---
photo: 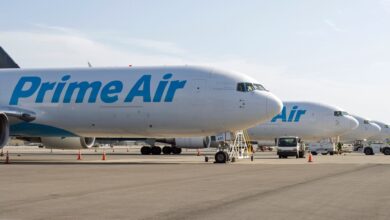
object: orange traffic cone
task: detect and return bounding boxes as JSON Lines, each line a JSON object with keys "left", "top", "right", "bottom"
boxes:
{"left": 102, "top": 150, "right": 106, "bottom": 161}
{"left": 4, "top": 151, "right": 10, "bottom": 164}
{"left": 308, "top": 152, "right": 313, "bottom": 163}
{"left": 77, "top": 150, "right": 82, "bottom": 160}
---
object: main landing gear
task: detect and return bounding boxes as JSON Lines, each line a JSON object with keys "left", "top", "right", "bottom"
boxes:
{"left": 140, "top": 146, "right": 182, "bottom": 155}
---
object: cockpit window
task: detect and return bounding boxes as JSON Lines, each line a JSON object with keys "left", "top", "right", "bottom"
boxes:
{"left": 254, "top": 84, "right": 267, "bottom": 91}
{"left": 385, "top": 125, "right": 389, "bottom": 128}
{"left": 334, "top": 111, "right": 342, "bottom": 117}
{"left": 364, "top": 120, "right": 369, "bottom": 124}
{"left": 237, "top": 82, "right": 267, "bottom": 92}
{"left": 237, "top": 83, "right": 245, "bottom": 92}
{"left": 334, "top": 111, "right": 349, "bottom": 117}
{"left": 246, "top": 83, "right": 255, "bottom": 92}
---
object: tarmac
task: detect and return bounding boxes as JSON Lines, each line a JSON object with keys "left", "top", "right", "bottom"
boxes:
{"left": 0, "top": 146, "right": 390, "bottom": 220}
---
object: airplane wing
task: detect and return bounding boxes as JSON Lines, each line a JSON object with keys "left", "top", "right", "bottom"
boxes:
{"left": 0, "top": 47, "right": 20, "bottom": 69}
{"left": 0, "top": 106, "right": 36, "bottom": 124}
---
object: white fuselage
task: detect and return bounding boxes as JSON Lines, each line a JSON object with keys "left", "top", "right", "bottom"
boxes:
{"left": 0, "top": 66, "right": 282, "bottom": 138}
{"left": 340, "top": 115, "right": 382, "bottom": 142}
{"left": 247, "top": 102, "right": 359, "bottom": 145}
{"left": 369, "top": 121, "right": 390, "bottom": 142}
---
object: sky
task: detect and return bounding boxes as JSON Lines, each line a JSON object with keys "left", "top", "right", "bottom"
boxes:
{"left": 0, "top": 0, "right": 389, "bottom": 122}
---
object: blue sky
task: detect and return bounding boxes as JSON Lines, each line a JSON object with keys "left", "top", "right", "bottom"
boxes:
{"left": 1, "top": 0, "right": 389, "bottom": 122}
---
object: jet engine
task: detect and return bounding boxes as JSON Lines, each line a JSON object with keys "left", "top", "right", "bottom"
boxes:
{"left": 40, "top": 137, "right": 96, "bottom": 149}
{"left": 174, "top": 136, "right": 218, "bottom": 148}
{"left": 0, "top": 113, "right": 10, "bottom": 148}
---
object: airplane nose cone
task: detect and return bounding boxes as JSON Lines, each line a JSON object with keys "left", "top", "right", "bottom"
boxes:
{"left": 372, "top": 123, "right": 382, "bottom": 134}
{"left": 266, "top": 93, "right": 283, "bottom": 118}
{"left": 348, "top": 116, "right": 359, "bottom": 130}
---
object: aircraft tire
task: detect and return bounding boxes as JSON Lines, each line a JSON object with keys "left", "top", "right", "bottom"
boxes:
{"left": 172, "top": 147, "right": 182, "bottom": 155}
{"left": 215, "top": 151, "right": 228, "bottom": 163}
{"left": 162, "top": 146, "right": 172, "bottom": 154}
{"left": 151, "top": 146, "right": 162, "bottom": 155}
{"left": 141, "top": 146, "right": 151, "bottom": 155}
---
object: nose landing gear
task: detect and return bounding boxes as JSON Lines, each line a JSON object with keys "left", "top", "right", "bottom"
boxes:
{"left": 215, "top": 151, "right": 229, "bottom": 163}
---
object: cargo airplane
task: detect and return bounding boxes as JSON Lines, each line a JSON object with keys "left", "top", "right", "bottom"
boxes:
{"left": 0, "top": 47, "right": 283, "bottom": 158}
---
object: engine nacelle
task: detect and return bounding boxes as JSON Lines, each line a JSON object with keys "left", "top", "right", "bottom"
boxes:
{"left": 41, "top": 137, "right": 96, "bottom": 149}
{"left": 0, "top": 113, "right": 10, "bottom": 148}
{"left": 174, "top": 137, "right": 218, "bottom": 149}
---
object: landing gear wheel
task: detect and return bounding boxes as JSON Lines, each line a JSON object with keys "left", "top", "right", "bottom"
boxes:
{"left": 215, "top": 151, "right": 228, "bottom": 163}
{"left": 162, "top": 146, "right": 172, "bottom": 155}
{"left": 141, "top": 146, "right": 151, "bottom": 155}
{"left": 172, "top": 147, "right": 182, "bottom": 155}
{"left": 151, "top": 146, "right": 162, "bottom": 155}
{"left": 364, "top": 147, "right": 374, "bottom": 155}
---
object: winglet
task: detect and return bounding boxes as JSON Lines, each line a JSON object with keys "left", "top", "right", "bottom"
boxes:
{"left": 0, "top": 47, "right": 20, "bottom": 69}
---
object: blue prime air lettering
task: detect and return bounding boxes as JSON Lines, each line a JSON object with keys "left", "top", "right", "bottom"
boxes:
{"left": 271, "top": 106, "right": 306, "bottom": 123}
{"left": 9, "top": 73, "right": 187, "bottom": 105}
